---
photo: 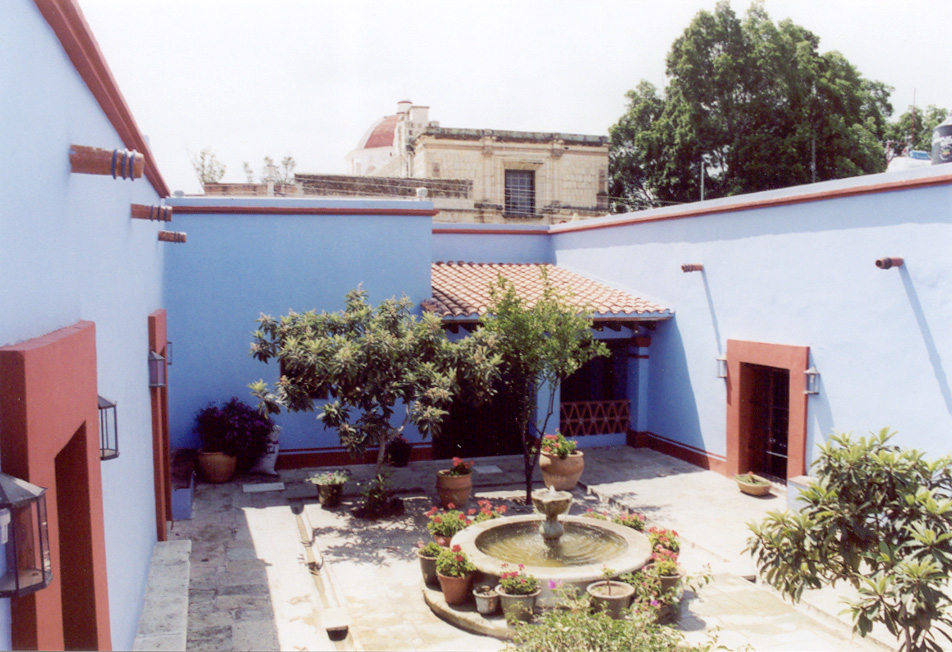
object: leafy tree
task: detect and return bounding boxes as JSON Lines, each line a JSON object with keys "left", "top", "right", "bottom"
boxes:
{"left": 243, "top": 156, "right": 297, "bottom": 185}
{"left": 885, "top": 105, "right": 950, "bottom": 157}
{"left": 746, "top": 429, "right": 952, "bottom": 652}
{"left": 610, "top": 1, "right": 892, "bottom": 209}
{"left": 191, "top": 147, "right": 226, "bottom": 187}
{"left": 249, "top": 287, "right": 501, "bottom": 472}
{"left": 480, "top": 271, "right": 608, "bottom": 503}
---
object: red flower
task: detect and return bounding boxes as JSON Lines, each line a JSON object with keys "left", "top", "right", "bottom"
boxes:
{"left": 544, "top": 434, "right": 557, "bottom": 440}
{"left": 451, "top": 544, "right": 462, "bottom": 552}
{"left": 498, "top": 505, "right": 507, "bottom": 513}
{"left": 468, "top": 509, "right": 476, "bottom": 515}
{"left": 426, "top": 507, "right": 438, "bottom": 516}
{"left": 455, "top": 555, "right": 464, "bottom": 562}
{"left": 446, "top": 502, "right": 455, "bottom": 510}
{"left": 458, "top": 513, "right": 466, "bottom": 520}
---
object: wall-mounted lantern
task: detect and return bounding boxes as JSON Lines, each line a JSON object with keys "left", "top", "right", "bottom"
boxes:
{"left": 804, "top": 366, "right": 820, "bottom": 395}
{"left": 149, "top": 350, "right": 167, "bottom": 388}
{"left": 166, "top": 341, "right": 173, "bottom": 366}
{"left": 0, "top": 473, "right": 53, "bottom": 597}
{"left": 98, "top": 395, "right": 119, "bottom": 461}
{"left": 716, "top": 355, "right": 728, "bottom": 379}
{"left": 875, "top": 257, "right": 904, "bottom": 269}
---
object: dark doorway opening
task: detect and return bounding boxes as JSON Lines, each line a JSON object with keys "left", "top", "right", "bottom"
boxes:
{"left": 55, "top": 427, "right": 98, "bottom": 650}
{"left": 435, "top": 375, "right": 524, "bottom": 459}
{"left": 740, "top": 363, "right": 789, "bottom": 482}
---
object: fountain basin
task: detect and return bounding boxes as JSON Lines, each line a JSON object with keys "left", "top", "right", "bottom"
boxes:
{"left": 451, "top": 514, "right": 652, "bottom": 607}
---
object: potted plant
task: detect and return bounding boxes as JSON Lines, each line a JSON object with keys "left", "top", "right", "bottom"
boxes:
{"left": 538, "top": 432, "right": 584, "bottom": 491}
{"left": 435, "top": 544, "right": 476, "bottom": 606}
{"left": 621, "top": 568, "right": 674, "bottom": 624}
{"left": 385, "top": 436, "right": 412, "bottom": 467}
{"left": 306, "top": 469, "right": 349, "bottom": 508}
{"left": 612, "top": 511, "right": 647, "bottom": 531}
{"left": 416, "top": 540, "right": 443, "bottom": 587}
{"left": 472, "top": 584, "right": 499, "bottom": 616}
{"left": 435, "top": 457, "right": 474, "bottom": 508}
{"left": 647, "top": 526, "right": 680, "bottom": 554}
{"left": 734, "top": 472, "right": 771, "bottom": 496}
{"left": 586, "top": 566, "right": 634, "bottom": 620}
{"left": 425, "top": 504, "right": 473, "bottom": 547}
{"left": 193, "top": 397, "right": 274, "bottom": 483}
{"left": 495, "top": 563, "right": 541, "bottom": 622}
{"left": 648, "top": 549, "right": 685, "bottom": 593}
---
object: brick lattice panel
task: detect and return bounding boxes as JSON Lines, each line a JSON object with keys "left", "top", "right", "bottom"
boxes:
{"left": 559, "top": 400, "right": 630, "bottom": 437}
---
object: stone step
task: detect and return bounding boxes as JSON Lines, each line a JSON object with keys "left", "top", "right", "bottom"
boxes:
{"left": 132, "top": 540, "right": 192, "bottom": 651}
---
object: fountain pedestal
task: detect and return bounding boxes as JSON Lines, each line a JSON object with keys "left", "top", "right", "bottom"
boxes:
{"left": 531, "top": 487, "right": 573, "bottom": 544}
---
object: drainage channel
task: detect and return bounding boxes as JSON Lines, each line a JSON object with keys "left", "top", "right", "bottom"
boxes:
{"left": 294, "top": 505, "right": 360, "bottom": 651}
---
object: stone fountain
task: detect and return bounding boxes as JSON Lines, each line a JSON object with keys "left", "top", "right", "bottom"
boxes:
{"left": 450, "top": 487, "right": 652, "bottom": 607}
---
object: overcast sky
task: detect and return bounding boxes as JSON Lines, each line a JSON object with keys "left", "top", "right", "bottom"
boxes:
{"left": 76, "top": 0, "right": 951, "bottom": 195}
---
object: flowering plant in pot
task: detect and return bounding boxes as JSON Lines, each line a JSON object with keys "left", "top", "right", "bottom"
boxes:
{"left": 193, "top": 397, "right": 274, "bottom": 482}
{"left": 425, "top": 504, "right": 473, "bottom": 546}
{"left": 613, "top": 511, "right": 647, "bottom": 531}
{"left": 435, "top": 457, "right": 474, "bottom": 507}
{"left": 416, "top": 540, "right": 444, "bottom": 586}
{"left": 435, "top": 545, "right": 476, "bottom": 605}
{"left": 648, "top": 549, "right": 685, "bottom": 593}
{"left": 472, "top": 499, "right": 507, "bottom": 523}
{"left": 495, "top": 563, "right": 541, "bottom": 622}
{"left": 538, "top": 432, "right": 584, "bottom": 491}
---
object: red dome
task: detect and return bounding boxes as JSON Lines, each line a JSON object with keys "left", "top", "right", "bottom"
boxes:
{"left": 358, "top": 114, "right": 398, "bottom": 150}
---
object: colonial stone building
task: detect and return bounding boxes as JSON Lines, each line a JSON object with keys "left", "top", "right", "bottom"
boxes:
{"left": 204, "top": 102, "right": 611, "bottom": 224}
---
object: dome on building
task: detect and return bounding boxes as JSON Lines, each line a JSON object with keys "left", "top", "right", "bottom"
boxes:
{"left": 356, "top": 114, "right": 398, "bottom": 150}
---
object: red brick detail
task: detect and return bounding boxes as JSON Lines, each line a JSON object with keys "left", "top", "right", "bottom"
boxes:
{"left": 629, "top": 430, "right": 727, "bottom": 476}
{"left": 560, "top": 400, "right": 630, "bottom": 437}
{"left": 149, "top": 311, "right": 171, "bottom": 540}
{"left": 0, "top": 322, "right": 111, "bottom": 650}
{"left": 725, "top": 340, "right": 809, "bottom": 479}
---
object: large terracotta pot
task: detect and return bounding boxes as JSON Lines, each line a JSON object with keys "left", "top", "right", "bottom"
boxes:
{"left": 437, "top": 572, "right": 473, "bottom": 606}
{"left": 496, "top": 585, "right": 540, "bottom": 622}
{"left": 657, "top": 566, "right": 686, "bottom": 594}
{"left": 435, "top": 470, "right": 472, "bottom": 508}
{"left": 539, "top": 451, "right": 584, "bottom": 491}
{"left": 197, "top": 451, "right": 237, "bottom": 483}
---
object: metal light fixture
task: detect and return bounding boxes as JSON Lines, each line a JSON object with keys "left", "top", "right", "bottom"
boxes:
{"left": 0, "top": 473, "right": 53, "bottom": 597}
{"left": 716, "top": 355, "right": 728, "bottom": 379}
{"left": 804, "top": 366, "right": 820, "bottom": 395}
{"left": 681, "top": 264, "right": 704, "bottom": 273}
{"left": 98, "top": 395, "right": 119, "bottom": 461}
{"left": 148, "top": 350, "right": 167, "bottom": 388}
{"left": 875, "top": 257, "right": 904, "bottom": 269}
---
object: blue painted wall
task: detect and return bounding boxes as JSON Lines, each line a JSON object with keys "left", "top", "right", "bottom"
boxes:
{"left": 552, "top": 167, "right": 952, "bottom": 464}
{"left": 0, "top": 1, "right": 168, "bottom": 647}
{"left": 163, "top": 198, "right": 435, "bottom": 457}
{"left": 432, "top": 223, "right": 553, "bottom": 263}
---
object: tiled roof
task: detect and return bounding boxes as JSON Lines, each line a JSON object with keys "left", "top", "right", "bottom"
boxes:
{"left": 423, "top": 262, "right": 672, "bottom": 320}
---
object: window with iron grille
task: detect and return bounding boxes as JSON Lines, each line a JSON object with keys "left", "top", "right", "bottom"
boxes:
{"left": 505, "top": 169, "right": 535, "bottom": 216}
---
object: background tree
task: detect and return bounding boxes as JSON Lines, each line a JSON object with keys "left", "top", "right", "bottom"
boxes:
{"left": 609, "top": 1, "right": 892, "bottom": 210}
{"left": 746, "top": 429, "right": 952, "bottom": 652}
{"left": 885, "top": 105, "right": 950, "bottom": 157}
{"left": 480, "top": 271, "right": 608, "bottom": 503}
{"left": 243, "top": 156, "right": 297, "bottom": 185}
{"left": 249, "top": 287, "right": 500, "bottom": 472}
{"left": 191, "top": 147, "right": 226, "bottom": 187}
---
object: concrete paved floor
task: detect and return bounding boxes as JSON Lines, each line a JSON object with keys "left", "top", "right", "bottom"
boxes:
{"left": 167, "top": 447, "right": 898, "bottom": 651}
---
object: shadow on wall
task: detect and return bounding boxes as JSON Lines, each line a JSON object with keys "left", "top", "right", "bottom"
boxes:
{"left": 646, "top": 320, "right": 706, "bottom": 453}
{"left": 900, "top": 266, "right": 952, "bottom": 416}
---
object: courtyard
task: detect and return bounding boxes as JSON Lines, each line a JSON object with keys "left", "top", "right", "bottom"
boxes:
{"left": 152, "top": 447, "right": 895, "bottom": 652}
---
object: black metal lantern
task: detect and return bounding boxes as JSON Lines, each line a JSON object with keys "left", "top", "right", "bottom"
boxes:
{"left": 148, "top": 350, "right": 166, "bottom": 388}
{"left": 98, "top": 395, "right": 119, "bottom": 461}
{"left": 0, "top": 473, "right": 52, "bottom": 597}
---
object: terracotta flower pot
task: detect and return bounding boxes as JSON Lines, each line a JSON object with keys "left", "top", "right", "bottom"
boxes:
{"left": 197, "top": 451, "right": 237, "bottom": 483}
{"left": 435, "top": 471, "right": 472, "bottom": 508}
{"left": 417, "top": 550, "right": 438, "bottom": 587}
{"left": 586, "top": 580, "right": 634, "bottom": 619}
{"left": 656, "top": 566, "right": 686, "bottom": 594}
{"left": 495, "top": 585, "right": 540, "bottom": 622}
{"left": 432, "top": 534, "right": 452, "bottom": 548}
{"left": 437, "top": 572, "right": 473, "bottom": 606}
{"left": 539, "top": 451, "right": 584, "bottom": 491}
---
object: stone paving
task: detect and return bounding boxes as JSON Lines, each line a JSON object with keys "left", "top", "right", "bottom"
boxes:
{"left": 167, "top": 447, "right": 900, "bottom": 651}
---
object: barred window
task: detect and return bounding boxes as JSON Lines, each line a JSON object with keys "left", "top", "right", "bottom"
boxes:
{"left": 505, "top": 169, "right": 535, "bottom": 216}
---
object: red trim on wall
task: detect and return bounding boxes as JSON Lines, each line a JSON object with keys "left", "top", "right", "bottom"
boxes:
{"left": 32, "top": 0, "right": 170, "bottom": 197}
{"left": 148, "top": 311, "right": 171, "bottom": 541}
{"left": 171, "top": 205, "right": 439, "bottom": 217}
{"left": 628, "top": 430, "right": 727, "bottom": 476}
{"left": 551, "top": 172, "right": 952, "bottom": 235}
{"left": 725, "top": 340, "right": 809, "bottom": 479}
{"left": 0, "top": 322, "right": 111, "bottom": 650}
{"left": 275, "top": 445, "right": 435, "bottom": 470}
{"left": 431, "top": 227, "right": 550, "bottom": 236}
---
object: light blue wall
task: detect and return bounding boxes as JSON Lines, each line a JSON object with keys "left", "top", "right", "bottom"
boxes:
{"left": 432, "top": 223, "right": 553, "bottom": 263}
{"left": 163, "top": 198, "right": 435, "bottom": 455}
{"left": 0, "top": 1, "right": 167, "bottom": 648}
{"left": 553, "top": 166, "right": 952, "bottom": 464}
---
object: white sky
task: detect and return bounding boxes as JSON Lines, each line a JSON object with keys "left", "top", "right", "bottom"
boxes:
{"left": 76, "top": 0, "right": 952, "bottom": 195}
